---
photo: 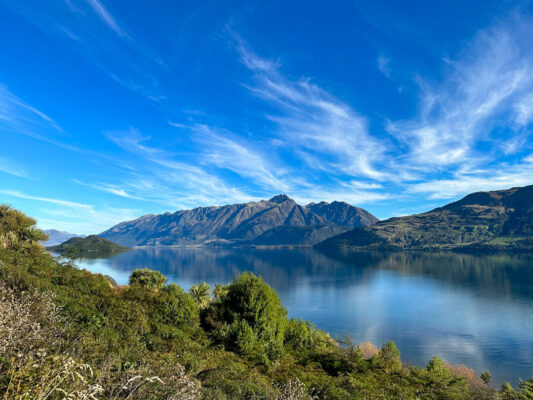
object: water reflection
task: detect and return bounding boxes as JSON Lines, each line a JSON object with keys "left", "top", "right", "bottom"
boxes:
{"left": 81, "top": 247, "right": 533, "bottom": 385}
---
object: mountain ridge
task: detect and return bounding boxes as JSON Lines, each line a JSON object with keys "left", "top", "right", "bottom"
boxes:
{"left": 41, "top": 229, "right": 85, "bottom": 247}
{"left": 99, "top": 195, "right": 378, "bottom": 247}
{"left": 317, "top": 185, "right": 533, "bottom": 251}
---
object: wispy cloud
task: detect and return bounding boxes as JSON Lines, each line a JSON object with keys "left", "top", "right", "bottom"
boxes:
{"left": 106, "top": 129, "right": 261, "bottom": 208}
{"left": 0, "top": 85, "right": 63, "bottom": 138}
{"left": 85, "top": 0, "right": 126, "bottom": 37}
{"left": 2, "top": 0, "right": 168, "bottom": 101}
{"left": 377, "top": 54, "right": 391, "bottom": 78}
{"left": 72, "top": 179, "right": 141, "bottom": 199}
{"left": 0, "top": 189, "right": 140, "bottom": 234}
{"left": 406, "top": 156, "right": 533, "bottom": 199}
{"left": 0, "top": 190, "right": 91, "bottom": 208}
{"left": 387, "top": 16, "right": 533, "bottom": 171}
{"left": 514, "top": 93, "right": 533, "bottom": 126}
{"left": 0, "top": 157, "right": 29, "bottom": 179}
{"left": 171, "top": 122, "right": 292, "bottom": 192}
{"left": 0, "top": 86, "right": 136, "bottom": 166}
{"left": 231, "top": 31, "right": 391, "bottom": 181}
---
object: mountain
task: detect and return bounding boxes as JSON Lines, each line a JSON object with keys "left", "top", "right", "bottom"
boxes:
{"left": 41, "top": 229, "right": 84, "bottom": 246}
{"left": 48, "top": 235, "right": 129, "bottom": 257}
{"left": 307, "top": 201, "right": 379, "bottom": 227}
{"left": 99, "top": 195, "right": 378, "bottom": 247}
{"left": 317, "top": 185, "right": 533, "bottom": 251}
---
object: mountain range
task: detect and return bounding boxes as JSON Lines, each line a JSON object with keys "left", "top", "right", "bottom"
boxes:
{"left": 99, "top": 194, "right": 378, "bottom": 247}
{"left": 318, "top": 185, "right": 533, "bottom": 251}
{"left": 41, "top": 229, "right": 84, "bottom": 246}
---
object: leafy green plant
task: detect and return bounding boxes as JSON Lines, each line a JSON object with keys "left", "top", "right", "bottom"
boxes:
{"left": 129, "top": 268, "right": 167, "bottom": 289}
{"left": 189, "top": 282, "right": 211, "bottom": 309}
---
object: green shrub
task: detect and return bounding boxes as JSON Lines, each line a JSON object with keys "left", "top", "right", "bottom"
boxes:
{"left": 205, "top": 272, "right": 287, "bottom": 360}
{"left": 373, "top": 341, "right": 401, "bottom": 371}
{"left": 158, "top": 283, "right": 199, "bottom": 329}
{"left": 129, "top": 268, "right": 167, "bottom": 289}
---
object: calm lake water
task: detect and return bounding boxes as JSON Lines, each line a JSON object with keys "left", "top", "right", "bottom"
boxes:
{"left": 80, "top": 247, "right": 533, "bottom": 385}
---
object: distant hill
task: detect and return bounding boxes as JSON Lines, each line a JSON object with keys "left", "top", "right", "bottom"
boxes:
{"left": 41, "top": 229, "right": 84, "bottom": 246}
{"left": 317, "top": 185, "right": 533, "bottom": 251}
{"left": 99, "top": 195, "right": 378, "bottom": 247}
{"left": 49, "top": 235, "right": 129, "bottom": 257}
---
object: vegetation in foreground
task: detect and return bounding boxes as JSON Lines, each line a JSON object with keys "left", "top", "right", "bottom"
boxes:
{"left": 1, "top": 204, "right": 533, "bottom": 399}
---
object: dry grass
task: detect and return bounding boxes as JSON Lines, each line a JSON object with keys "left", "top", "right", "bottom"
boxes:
{"left": 274, "top": 379, "right": 315, "bottom": 400}
{"left": 0, "top": 284, "right": 62, "bottom": 371}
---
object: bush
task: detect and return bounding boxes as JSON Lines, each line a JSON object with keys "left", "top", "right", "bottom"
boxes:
{"left": 206, "top": 272, "right": 288, "bottom": 360}
{"left": 373, "top": 341, "right": 401, "bottom": 371}
{"left": 358, "top": 342, "right": 379, "bottom": 360}
{"left": 0, "top": 205, "right": 46, "bottom": 252}
{"left": 158, "top": 284, "right": 199, "bottom": 329}
{"left": 129, "top": 268, "right": 167, "bottom": 289}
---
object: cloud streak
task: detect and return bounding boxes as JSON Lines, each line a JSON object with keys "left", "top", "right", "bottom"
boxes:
{"left": 1, "top": 0, "right": 168, "bottom": 101}
{"left": 233, "top": 33, "right": 390, "bottom": 181}
{"left": 0, "top": 189, "right": 140, "bottom": 234}
{"left": 0, "top": 157, "right": 29, "bottom": 179}
{"left": 387, "top": 16, "right": 533, "bottom": 171}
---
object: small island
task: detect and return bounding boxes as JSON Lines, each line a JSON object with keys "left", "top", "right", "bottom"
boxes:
{"left": 48, "top": 235, "right": 130, "bottom": 258}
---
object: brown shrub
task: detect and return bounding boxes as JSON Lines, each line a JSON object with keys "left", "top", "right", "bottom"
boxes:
{"left": 358, "top": 342, "right": 379, "bottom": 360}
{"left": 444, "top": 361, "right": 493, "bottom": 395}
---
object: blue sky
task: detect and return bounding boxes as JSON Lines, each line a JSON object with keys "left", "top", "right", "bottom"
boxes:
{"left": 1, "top": 0, "right": 533, "bottom": 234}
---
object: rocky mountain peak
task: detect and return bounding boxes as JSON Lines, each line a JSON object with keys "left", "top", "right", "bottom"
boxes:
{"left": 269, "top": 194, "right": 292, "bottom": 204}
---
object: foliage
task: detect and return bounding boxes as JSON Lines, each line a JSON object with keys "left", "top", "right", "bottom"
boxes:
{"left": 481, "top": 370, "right": 492, "bottom": 384}
{"left": 358, "top": 341, "right": 379, "bottom": 359}
{"left": 0, "top": 205, "right": 46, "bottom": 252}
{"left": 189, "top": 282, "right": 211, "bottom": 309}
{"left": 129, "top": 268, "right": 167, "bottom": 289}
{"left": 204, "top": 272, "right": 288, "bottom": 361}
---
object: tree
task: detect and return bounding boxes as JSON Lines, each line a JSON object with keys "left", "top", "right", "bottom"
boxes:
{"left": 374, "top": 341, "right": 401, "bottom": 371}
{"left": 129, "top": 268, "right": 167, "bottom": 290}
{"left": 206, "top": 272, "right": 288, "bottom": 360}
{"left": 213, "top": 283, "right": 228, "bottom": 300}
{"left": 481, "top": 370, "right": 491, "bottom": 385}
{"left": 519, "top": 377, "right": 533, "bottom": 399}
{"left": 0, "top": 205, "right": 47, "bottom": 251}
{"left": 501, "top": 382, "right": 519, "bottom": 400}
{"left": 158, "top": 283, "right": 199, "bottom": 328}
{"left": 189, "top": 282, "right": 211, "bottom": 309}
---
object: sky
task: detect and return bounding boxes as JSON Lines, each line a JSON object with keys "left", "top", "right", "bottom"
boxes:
{"left": 1, "top": 0, "right": 533, "bottom": 234}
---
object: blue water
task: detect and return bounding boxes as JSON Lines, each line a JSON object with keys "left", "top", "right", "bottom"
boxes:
{"left": 80, "top": 247, "right": 533, "bottom": 385}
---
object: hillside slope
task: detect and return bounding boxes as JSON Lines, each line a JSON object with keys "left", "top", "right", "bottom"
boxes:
{"left": 49, "top": 235, "right": 129, "bottom": 257}
{"left": 100, "top": 195, "right": 378, "bottom": 247}
{"left": 318, "top": 185, "right": 533, "bottom": 251}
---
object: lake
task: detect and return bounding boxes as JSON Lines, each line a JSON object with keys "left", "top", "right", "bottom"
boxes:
{"left": 80, "top": 247, "right": 533, "bottom": 385}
